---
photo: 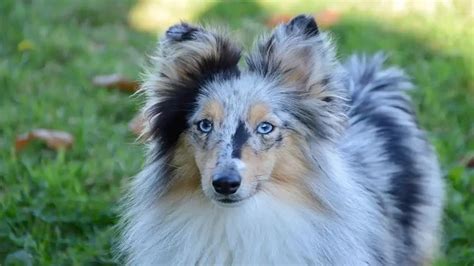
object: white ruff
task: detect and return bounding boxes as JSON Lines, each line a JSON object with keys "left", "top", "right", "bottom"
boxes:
{"left": 124, "top": 189, "right": 375, "bottom": 265}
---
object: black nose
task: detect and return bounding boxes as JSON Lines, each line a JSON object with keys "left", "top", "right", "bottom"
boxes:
{"left": 212, "top": 174, "right": 241, "bottom": 195}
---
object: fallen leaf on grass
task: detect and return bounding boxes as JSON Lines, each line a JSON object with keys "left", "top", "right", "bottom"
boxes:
{"left": 128, "top": 112, "right": 146, "bottom": 137}
{"left": 265, "top": 10, "right": 341, "bottom": 28}
{"left": 15, "top": 129, "right": 74, "bottom": 152}
{"left": 464, "top": 155, "right": 474, "bottom": 168}
{"left": 92, "top": 74, "right": 139, "bottom": 93}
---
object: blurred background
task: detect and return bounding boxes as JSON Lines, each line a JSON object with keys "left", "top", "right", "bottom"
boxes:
{"left": 1, "top": 0, "right": 473, "bottom": 265}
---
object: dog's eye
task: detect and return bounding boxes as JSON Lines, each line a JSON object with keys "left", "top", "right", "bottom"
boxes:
{"left": 256, "top": 122, "right": 274, "bottom": 135}
{"left": 197, "top": 119, "right": 213, "bottom": 133}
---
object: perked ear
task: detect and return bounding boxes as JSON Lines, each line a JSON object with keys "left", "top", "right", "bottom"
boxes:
{"left": 247, "top": 15, "right": 348, "bottom": 140}
{"left": 158, "top": 23, "right": 242, "bottom": 85}
{"left": 247, "top": 15, "right": 342, "bottom": 96}
{"left": 142, "top": 23, "right": 241, "bottom": 157}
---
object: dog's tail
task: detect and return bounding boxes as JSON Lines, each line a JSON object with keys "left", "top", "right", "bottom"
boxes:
{"left": 343, "top": 53, "right": 415, "bottom": 119}
{"left": 342, "top": 54, "right": 444, "bottom": 266}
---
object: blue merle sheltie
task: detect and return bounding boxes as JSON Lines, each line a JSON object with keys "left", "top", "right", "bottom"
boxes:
{"left": 118, "top": 15, "right": 444, "bottom": 265}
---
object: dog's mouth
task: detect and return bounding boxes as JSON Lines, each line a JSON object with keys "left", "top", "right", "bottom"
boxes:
{"left": 219, "top": 198, "right": 241, "bottom": 204}
{"left": 214, "top": 197, "right": 245, "bottom": 207}
{"left": 210, "top": 183, "right": 260, "bottom": 207}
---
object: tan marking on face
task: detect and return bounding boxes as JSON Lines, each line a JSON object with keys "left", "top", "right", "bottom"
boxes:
{"left": 267, "top": 134, "right": 323, "bottom": 209}
{"left": 174, "top": 99, "right": 224, "bottom": 200}
{"left": 240, "top": 145, "right": 277, "bottom": 187}
{"left": 202, "top": 100, "right": 224, "bottom": 123}
{"left": 248, "top": 103, "right": 270, "bottom": 126}
{"left": 193, "top": 144, "right": 220, "bottom": 190}
{"left": 166, "top": 136, "right": 201, "bottom": 200}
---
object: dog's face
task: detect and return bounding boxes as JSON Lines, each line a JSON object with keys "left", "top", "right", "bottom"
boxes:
{"left": 188, "top": 77, "right": 297, "bottom": 205}
{"left": 143, "top": 16, "right": 347, "bottom": 207}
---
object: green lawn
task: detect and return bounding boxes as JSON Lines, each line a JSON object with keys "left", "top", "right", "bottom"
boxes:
{"left": 1, "top": 0, "right": 473, "bottom": 265}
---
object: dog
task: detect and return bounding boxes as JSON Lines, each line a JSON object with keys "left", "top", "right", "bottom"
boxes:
{"left": 118, "top": 15, "right": 444, "bottom": 265}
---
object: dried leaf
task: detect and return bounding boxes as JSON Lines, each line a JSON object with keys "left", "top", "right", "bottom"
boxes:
{"left": 92, "top": 74, "right": 139, "bottom": 93}
{"left": 128, "top": 112, "right": 146, "bottom": 137}
{"left": 15, "top": 129, "right": 74, "bottom": 152}
{"left": 465, "top": 155, "right": 474, "bottom": 168}
{"left": 468, "top": 159, "right": 474, "bottom": 168}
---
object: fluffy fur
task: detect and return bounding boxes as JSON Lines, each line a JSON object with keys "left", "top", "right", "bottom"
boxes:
{"left": 118, "top": 15, "right": 444, "bottom": 265}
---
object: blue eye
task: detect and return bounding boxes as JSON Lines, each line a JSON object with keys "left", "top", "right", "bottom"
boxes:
{"left": 197, "top": 119, "right": 213, "bottom": 133}
{"left": 256, "top": 122, "right": 274, "bottom": 135}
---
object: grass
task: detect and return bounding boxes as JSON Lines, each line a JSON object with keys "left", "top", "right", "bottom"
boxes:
{"left": 1, "top": 0, "right": 473, "bottom": 265}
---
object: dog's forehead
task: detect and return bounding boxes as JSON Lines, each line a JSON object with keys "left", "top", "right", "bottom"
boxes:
{"left": 202, "top": 74, "right": 277, "bottom": 114}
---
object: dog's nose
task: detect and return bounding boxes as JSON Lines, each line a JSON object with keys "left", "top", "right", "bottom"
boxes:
{"left": 212, "top": 174, "right": 241, "bottom": 195}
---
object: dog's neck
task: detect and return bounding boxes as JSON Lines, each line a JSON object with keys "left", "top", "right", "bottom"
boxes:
{"left": 132, "top": 191, "right": 330, "bottom": 265}
{"left": 124, "top": 157, "right": 378, "bottom": 265}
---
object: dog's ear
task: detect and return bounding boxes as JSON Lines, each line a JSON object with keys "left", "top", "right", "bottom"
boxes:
{"left": 247, "top": 15, "right": 348, "bottom": 140}
{"left": 247, "top": 15, "right": 340, "bottom": 97}
{"left": 159, "top": 23, "right": 242, "bottom": 85}
{"left": 142, "top": 23, "right": 241, "bottom": 156}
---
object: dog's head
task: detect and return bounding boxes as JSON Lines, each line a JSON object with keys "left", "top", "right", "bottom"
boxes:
{"left": 142, "top": 15, "right": 347, "bottom": 207}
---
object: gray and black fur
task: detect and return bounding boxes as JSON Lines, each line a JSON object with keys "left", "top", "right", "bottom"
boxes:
{"left": 118, "top": 15, "right": 444, "bottom": 265}
{"left": 341, "top": 53, "right": 444, "bottom": 264}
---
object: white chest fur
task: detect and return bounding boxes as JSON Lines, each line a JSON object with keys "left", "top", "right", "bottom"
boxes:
{"left": 125, "top": 191, "right": 378, "bottom": 265}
